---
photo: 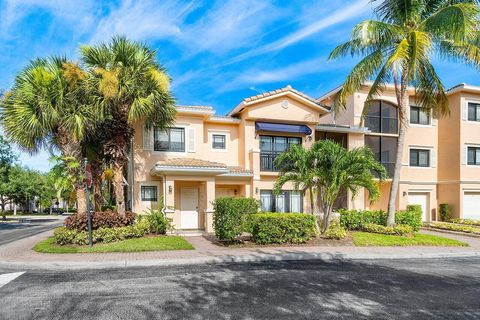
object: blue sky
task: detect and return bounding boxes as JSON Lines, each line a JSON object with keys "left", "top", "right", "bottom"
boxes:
{"left": 1, "top": 0, "right": 479, "bottom": 172}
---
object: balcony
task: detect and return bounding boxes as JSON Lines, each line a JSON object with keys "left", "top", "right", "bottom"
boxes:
{"left": 260, "top": 152, "right": 280, "bottom": 172}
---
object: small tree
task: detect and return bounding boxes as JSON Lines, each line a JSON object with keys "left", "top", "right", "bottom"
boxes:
{"left": 275, "top": 140, "right": 387, "bottom": 233}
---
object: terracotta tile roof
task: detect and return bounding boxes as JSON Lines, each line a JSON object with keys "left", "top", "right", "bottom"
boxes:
{"left": 156, "top": 158, "right": 227, "bottom": 168}
{"left": 226, "top": 166, "right": 253, "bottom": 175}
{"left": 242, "top": 85, "right": 323, "bottom": 106}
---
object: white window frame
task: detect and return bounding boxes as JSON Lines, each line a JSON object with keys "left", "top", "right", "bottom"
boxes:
{"left": 153, "top": 123, "right": 190, "bottom": 156}
{"left": 409, "top": 105, "right": 434, "bottom": 127}
{"left": 465, "top": 143, "right": 480, "bottom": 167}
{"left": 463, "top": 99, "right": 480, "bottom": 124}
{"left": 209, "top": 130, "right": 229, "bottom": 152}
{"left": 408, "top": 146, "right": 435, "bottom": 169}
{"left": 139, "top": 181, "right": 161, "bottom": 204}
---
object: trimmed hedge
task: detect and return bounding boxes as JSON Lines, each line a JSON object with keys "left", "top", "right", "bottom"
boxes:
{"left": 339, "top": 206, "right": 422, "bottom": 231}
{"left": 213, "top": 197, "right": 259, "bottom": 242}
{"left": 54, "top": 218, "right": 151, "bottom": 245}
{"left": 64, "top": 210, "right": 135, "bottom": 231}
{"left": 439, "top": 204, "right": 451, "bottom": 222}
{"left": 361, "top": 223, "right": 413, "bottom": 236}
{"left": 428, "top": 222, "right": 480, "bottom": 235}
{"left": 249, "top": 213, "right": 317, "bottom": 244}
{"left": 451, "top": 218, "right": 480, "bottom": 226}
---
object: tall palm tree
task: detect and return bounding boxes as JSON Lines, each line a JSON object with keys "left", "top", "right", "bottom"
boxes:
{"left": 1, "top": 57, "right": 94, "bottom": 214}
{"left": 275, "top": 140, "right": 386, "bottom": 233}
{"left": 329, "top": 0, "right": 480, "bottom": 225}
{"left": 80, "top": 36, "right": 176, "bottom": 216}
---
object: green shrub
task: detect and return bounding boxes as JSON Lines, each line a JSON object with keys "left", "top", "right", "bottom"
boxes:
{"left": 339, "top": 206, "right": 422, "bottom": 231}
{"left": 451, "top": 218, "right": 480, "bottom": 226}
{"left": 429, "top": 222, "right": 480, "bottom": 234}
{"left": 439, "top": 204, "right": 451, "bottom": 222}
{"left": 249, "top": 213, "right": 317, "bottom": 244}
{"left": 53, "top": 227, "right": 76, "bottom": 245}
{"left": 338, "top": 209, "right": 387, "bottom": 230}
{"left": 146, "top": 209, "right": 172, "bottom": 234}
{"left": 361, "top": 223, "right": 413, "bottom": 236}
{"left": 323, "top": 221, "right": 347, "bottom": 240}
{"left": 213, "top": 197, "right": 259, "bottom": 241}
{"left": 53, "top": 217, "right": 155, "bottom": 245}
{"left": 396, "top": 208, "right": 422, "bottom": 232}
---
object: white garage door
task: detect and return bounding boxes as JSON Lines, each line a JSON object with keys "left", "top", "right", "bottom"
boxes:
{"left": 463, "top": 192, "right": 480, "bottom": 220}
{"left": 408, "top": 193, "right": 428, "bottom": 221}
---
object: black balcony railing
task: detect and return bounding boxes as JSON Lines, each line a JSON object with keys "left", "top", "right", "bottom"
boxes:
{"left": 260, "top": 152, "right": 281, "bottom": 171}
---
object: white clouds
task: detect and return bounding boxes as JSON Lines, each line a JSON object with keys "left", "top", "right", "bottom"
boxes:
{"left": 88, "top": 0, "right": 196, "bottom": 44}
{"left": 179, "top": 0, "right": 280, "bottom": 55}
{"left": 226, "top": 0, "right": 370, "bottom": 64}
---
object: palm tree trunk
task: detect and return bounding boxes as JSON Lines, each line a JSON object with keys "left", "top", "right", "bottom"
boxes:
{"left": 76, "top": 188, "right": 87, "bottom": 215}
{"left": 309, "top": 187, "right": 321, "bottom": 235}
{"left": 387, "top": 91, "right": 408, "bottom": 226}
{"left": 113, "top": 163, "right": 126, "bottom": 216}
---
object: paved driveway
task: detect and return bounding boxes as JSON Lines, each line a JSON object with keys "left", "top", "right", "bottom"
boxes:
{"left": 0, "top": 217, "right": 64, "bottom": 246}
{"left": 1, "top": 258, "right": 480, "bottom": 319}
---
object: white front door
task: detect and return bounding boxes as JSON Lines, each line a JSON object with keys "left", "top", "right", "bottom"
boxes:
{"left": 463, "top": 192, "right": 480, "bottom": 219}
{"left": 408, "top": 193, "right": 428, "bottom": 221}
{"left": 180, "top": 188, "right": 199, "bottom": 229}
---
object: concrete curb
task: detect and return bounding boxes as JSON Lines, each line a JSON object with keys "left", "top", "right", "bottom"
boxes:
{"left": 1, "top": 250, "right": 479, "bottom": 271}
{"left": 421, "top": 227, "right": 480, "bottom": 238}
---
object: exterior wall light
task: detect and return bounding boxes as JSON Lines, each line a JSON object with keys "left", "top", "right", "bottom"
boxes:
{"left": 255, "top": 187, "right": 259, "bottom": 195}
{"left": 169, "top": 185, "right": 173, "bottom": 194}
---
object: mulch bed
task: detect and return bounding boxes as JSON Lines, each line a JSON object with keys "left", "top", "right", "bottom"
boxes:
{"left": 203, "top": 233, "right": 354, "bottom": 248}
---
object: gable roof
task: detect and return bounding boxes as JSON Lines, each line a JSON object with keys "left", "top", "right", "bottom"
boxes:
{"left": 227, "top": 85, "right": 330, "bottom": 116}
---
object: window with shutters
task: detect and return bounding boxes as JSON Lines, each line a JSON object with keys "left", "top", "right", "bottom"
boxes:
{"left": 154, "top": 127, "right": 185, "bottom": 152}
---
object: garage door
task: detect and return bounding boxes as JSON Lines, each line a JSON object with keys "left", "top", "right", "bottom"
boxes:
{"left": 408, "top": 193, "right": 428, "bottom": 221}
{"left": 463, "top": 192, "right": 480, "bottom": 220}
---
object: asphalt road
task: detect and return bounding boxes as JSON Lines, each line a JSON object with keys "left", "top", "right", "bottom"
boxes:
{"left": 1, "top": 258, "right": 480, "bottom": 319}
{"left": 0, "top": 218, "right": 64, "bottom": 246}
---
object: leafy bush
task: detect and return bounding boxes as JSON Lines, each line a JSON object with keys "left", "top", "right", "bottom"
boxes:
{"left": 439, "top": 204, "right": 451, "bottom": 222}
{"left": 64, "top": 210, "right": 135, "bottom": 231}
{"left": 428, "top": 222, "right": 480, "bottom": 234}
{"left": 213, "top": 197, "right": 259, "bottom": 241}
{"left": 54, "top": 217, "right": 154, "bottom": 245}
{"left": 339, "top": 206, "right": 422, "bottom": 231}
{"left": 249, "top": 213, "right": 317, "bottom": 244}
{"left": 451, "top": 218, "right": 480, "bottom": 226}
{"left": 146, "top": 209, "right": 173, "bottom": 234}
{"left": 53, "top": 227, "right": 76, "bottom": 245}
{"left": 396, "top": 207, "right": 422, "bottom": 231}
{"left": 339, "top": 209, "right": 387, "bottom": 230}
{"left": 323, "top": 221, "right": 347, "bottom": 240}
{"left": 361, "top": 223, "right": 413, "bottom": 236}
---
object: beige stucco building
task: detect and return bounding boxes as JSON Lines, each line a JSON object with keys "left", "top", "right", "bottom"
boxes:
{"left": 127, "top": 84, "right": 480, "bottom": 232}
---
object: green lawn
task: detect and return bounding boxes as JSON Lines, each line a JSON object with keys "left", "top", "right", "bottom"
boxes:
{"left": 352, "top": 232, "right": 468, "bottom": 247}
{"left": 33, "top": 236, "right": 194, "bottom": 253}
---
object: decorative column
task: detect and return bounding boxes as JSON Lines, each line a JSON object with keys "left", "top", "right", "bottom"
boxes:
{"left": 204, "top": 178, "right": 216, "bottom": 233}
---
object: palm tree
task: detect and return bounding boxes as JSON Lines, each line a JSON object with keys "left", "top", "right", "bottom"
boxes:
{"left": 274, "top": 144, "right": 320, "bottom": 233}
{"left": 329, "top": 0, "right": 480, "bottom": 225}
{"left": 1, "top": 57, "right": 94, "bottom": 214}
{"left": 80, "top": 36, "right": 176, "bottom": 216}
{"left": 275, "top": 140, "right": 386, "bottom": 232}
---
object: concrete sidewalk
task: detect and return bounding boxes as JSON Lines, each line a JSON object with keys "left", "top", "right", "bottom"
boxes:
{"left": 1, "top": 228, "right": 480, "bottom": 270}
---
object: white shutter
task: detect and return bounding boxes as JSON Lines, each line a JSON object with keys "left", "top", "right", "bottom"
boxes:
{"left": 187, "top": 127, "right": 196, "bottom": 152}
{"left": 462, "top": 145, "right": 468, "bottom": 165}
{"left": 432, "top": 117, "right": 438, "bottom": 126}
{"left": 143, "top": 126, "right": 153, "bottom": 150}
{"left": 462, "top": 101, "right": 468, "bottom": 121}
{"left": 431, "top": 149, "right": 437, "bottom": 168}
